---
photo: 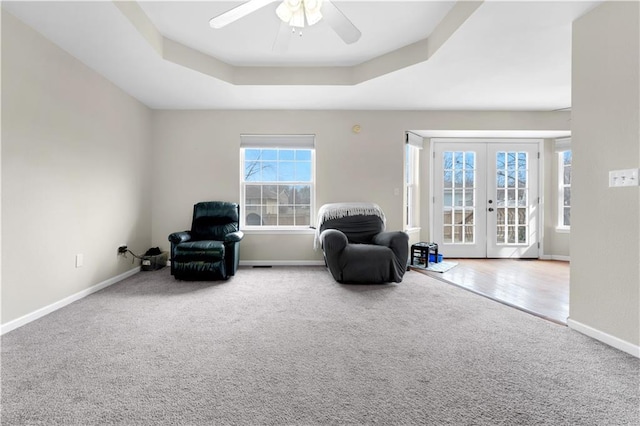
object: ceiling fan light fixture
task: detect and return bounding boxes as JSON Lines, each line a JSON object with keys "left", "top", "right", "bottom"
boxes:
{"left": 275, "top": 1, "right": 293, "bottom": 22}
{"left": 276, "top": 0, "right": 323, "bottom": 28}
{"left": 304, "top": 0, "right": 323, "bottom": 26}
{"left": 289, "top": 7, "right": 305, "bottom": 28}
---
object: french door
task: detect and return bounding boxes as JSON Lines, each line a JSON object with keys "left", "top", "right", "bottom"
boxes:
{"left": 433, "top": 141, "right": 540, "bottom": 258}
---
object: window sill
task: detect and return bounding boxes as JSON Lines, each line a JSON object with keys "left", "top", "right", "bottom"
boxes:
{"left": 242, "top": 227, "right": 316, "bottom": 235}
{"left": 555, "top": 226, "right": 570, "bottom": 234}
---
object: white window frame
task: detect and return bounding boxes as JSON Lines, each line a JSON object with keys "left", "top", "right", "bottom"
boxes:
{"left": 240, "top": 135, "right": 315, "bottom": 232}
{"left": 555, "top": 138, "right": 571, "bottom": 232}
{"left": 405, "top": 132, "right": 423, "bottom": 230}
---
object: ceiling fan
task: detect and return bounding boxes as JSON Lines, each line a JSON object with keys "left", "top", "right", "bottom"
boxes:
{"left": 209, "top": 0, "right": 361, "bottom": 51}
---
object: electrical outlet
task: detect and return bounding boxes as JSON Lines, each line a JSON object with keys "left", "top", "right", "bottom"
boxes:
{"left": 118, "top": 245, "right": 128, "bottom": 255}
{"left": 75, "top": 254, "right": 83, "bottom": 268}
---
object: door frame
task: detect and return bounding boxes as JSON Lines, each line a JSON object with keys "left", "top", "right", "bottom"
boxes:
{"left": 429, "top": 138, "right": 544, "bottom": 258}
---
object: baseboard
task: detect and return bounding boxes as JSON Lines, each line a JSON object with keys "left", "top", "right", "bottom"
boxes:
{"left": 567, "top": 318, "right": 640, "bottom": 358}
{"left": 239, "top": 260, "right": 325, "bottom": 267}
{"left": 1, "top": 266, "right": 141, "bottom": 335}
{"left": 540, "top": 255, "right": 570, "bottom": 261}
{"left": 552, "top": 255, "right": 570, "bottom": 261}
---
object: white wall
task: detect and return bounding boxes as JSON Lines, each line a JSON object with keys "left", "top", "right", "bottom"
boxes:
{"left": 570, "top": 1, "right": 639, "bottom": 349}
{"left": 151, "top": 110, "right": 570, "bottom": 262}
{"left": 1, "top": 11, "right": 153, "bottom": 325}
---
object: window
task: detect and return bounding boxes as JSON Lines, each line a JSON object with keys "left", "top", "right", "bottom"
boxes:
{"left": 559, "top": 149, "right": 572, "bottom": 228}
{"left": 405, "top": 132, "right": 423, "bottom": 229}
{"left": 405, "top": 144, "right": 418, "bottom": 228}
{"left": 240, "top": 135, "right": 315, "bottom": 229}
{"left": 555, "top": 137, "right": 571, "bottom": 230}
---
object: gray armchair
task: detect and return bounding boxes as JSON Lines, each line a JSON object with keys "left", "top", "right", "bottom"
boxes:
{"left": 317, "top": 203, "right": 409, "bottom": 284}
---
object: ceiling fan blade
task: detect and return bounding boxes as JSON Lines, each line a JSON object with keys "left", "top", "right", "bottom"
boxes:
{"left": 272, "top": 20, "right": 292, "bottom": 52}
{"left": 209, "top": 0, "right": 278, "bottom": 29}
{"left": 322, "top": 0, "right": 361, "bottom": 44}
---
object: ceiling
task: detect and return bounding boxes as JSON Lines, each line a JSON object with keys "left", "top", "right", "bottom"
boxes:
{"left": 2, "top": 0, "right": 600, "bottom": 111}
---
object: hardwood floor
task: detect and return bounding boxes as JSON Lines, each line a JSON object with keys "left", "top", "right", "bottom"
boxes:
{"left": 412, "top": 259, "right": 569, "bottom": 325}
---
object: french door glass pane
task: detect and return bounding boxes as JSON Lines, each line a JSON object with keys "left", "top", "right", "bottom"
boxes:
{"left": 442, "top": 151, "right": 476, "bottom": 244}
{"left": 454, "top": 210, "right": 463, "bottom": 225}
{"left": 454, "top": 226, "right": 463, "bottom": 243}
{"left": 495, "top": 151, "right": 529, "bottom": 246}
{"left": 444, "top": 171, "right": 453, "bottom": 187}
{"left": 466, "top": 210, "right": 475, "bottom": 225}
{"left": 497, "top": 208, "right": 505, "bottom": 226}
{"left": 454, "top": 190, "right": 464, "bottom": 206}
{"left": 444, "top": 226, "right": 453, "bottom": 243}
{"left": 443, "top": 211, "right": 452, "bottom": 225}
{"left": 465, "top": 189, "right": 474, "bottom": 206}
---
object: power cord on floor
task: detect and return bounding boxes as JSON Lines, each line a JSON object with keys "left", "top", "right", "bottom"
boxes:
{"left": 120, "top": 247, "right": 163, "bottom": 264}
{"left": 122, "top": 249, "right": 145, "bottom": 264}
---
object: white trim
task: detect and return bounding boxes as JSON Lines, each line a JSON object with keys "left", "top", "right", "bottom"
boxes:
{"left": 553, "top": 255, "right": 570, "bottom": 261}
{"left": 537, "top": 138, "right": 545, "bottom": 259}
{"left": 555, "top": 226, "right": 570, "bottom": 234}
{"left": 405, "top": 143, "right": 420, "bottom": 229}
{"left": 419, "top": 131, "right": 571, "bottom": 139}
{"left": 431, "top": 138, "right": 543, "bottom": 145}
{"left": 242, "top": 228, "right": 315, "bottom": 235}
{"left": 428, "top": 139, "right": 435, "bottom": 242}
{"left": 240, "top": 260, "right": 325, "bottom": 267}
{"left": 1, "top": 267, "right": 141, "bottom": 335}
{"left": 554, "top": 137, "right": 572, "bottom": 152}
{"left": 568, "top": 318, "right": 640, "bottom": 358}
{"left": 240, "top": 134, "right": 315, "bottom": 149}
{"left": 404, "top": 227, "right": 421, "bottom": 236}
{"left": 539, "top": 254, "right": 570, "bottom": 261}
{"left": 406, "top": 132, "right": 424, "bottom": 149}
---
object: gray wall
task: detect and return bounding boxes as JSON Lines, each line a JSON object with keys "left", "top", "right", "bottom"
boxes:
{"left": 151, "top": 111, "right": 570, "bottom": 262}
{"left": 571, "top": 1, "right": 639, "bottom": 346}
{"left": 1, "top": 11, "right": 153, "bottom": 324}
{"left": 543, "top": 138, "right": 571, "bottom": 258}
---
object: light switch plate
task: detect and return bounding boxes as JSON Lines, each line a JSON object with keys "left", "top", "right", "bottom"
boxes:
{"left": 609, "top": 168, "right": 639, "bottom": 187}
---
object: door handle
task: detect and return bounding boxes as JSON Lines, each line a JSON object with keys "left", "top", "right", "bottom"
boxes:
{"left": 488, "top": 208, "right": 494, "bottom": 212}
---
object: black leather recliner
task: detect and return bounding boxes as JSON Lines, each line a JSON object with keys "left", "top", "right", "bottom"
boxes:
{"left": 168, "top": 201, "right": 243, "bottom": 280}
{"left": 317, "top": 203, "right": 409, "bottom": 284}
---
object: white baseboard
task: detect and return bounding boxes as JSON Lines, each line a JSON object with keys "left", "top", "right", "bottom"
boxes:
{"left": 239, "top": 260, "right": 325, "bottom": 267}
{"left": 552, "top": 255, "right": 570, "bottom": 261}
{"left": 540, "top": 255, "right": 570, "bottom": 261}
{"left": 1, "top": 266, "right": 141, "bottom": 335}
{"left": 568, "top": 318, "right": 640, "bottom": 358}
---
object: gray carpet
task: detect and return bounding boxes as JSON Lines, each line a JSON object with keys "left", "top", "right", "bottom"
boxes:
{"left": 1, "top": 266, "right": 638, "bottom": 425}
